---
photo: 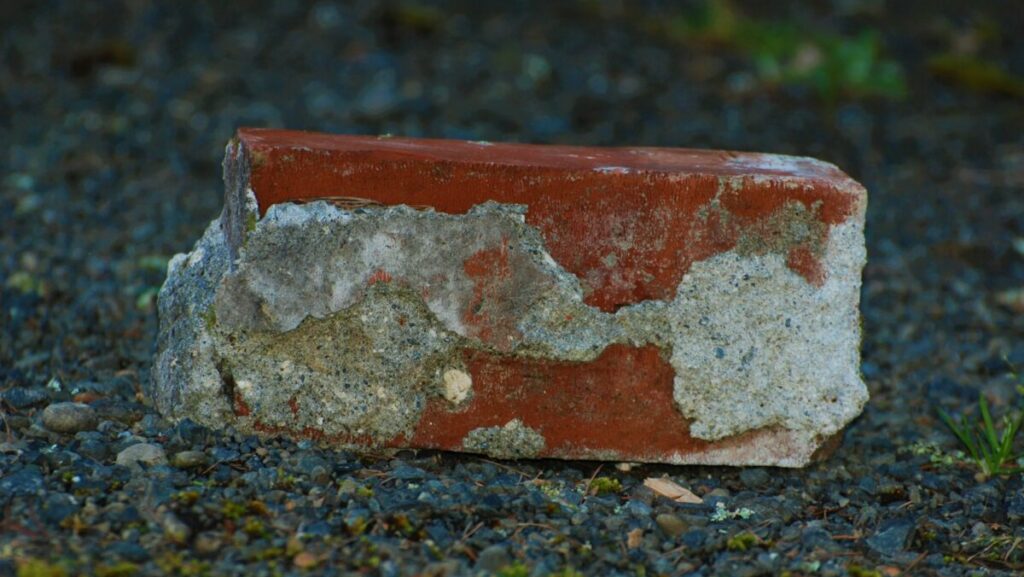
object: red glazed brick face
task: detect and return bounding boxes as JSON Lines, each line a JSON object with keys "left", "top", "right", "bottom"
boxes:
{"left": 235, "top": 128, "right": 859, "bottom": 311}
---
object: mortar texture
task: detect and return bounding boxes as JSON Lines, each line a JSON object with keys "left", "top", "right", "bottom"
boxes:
{"left": 152, "top": 185, "right": 866, "bottom": 464}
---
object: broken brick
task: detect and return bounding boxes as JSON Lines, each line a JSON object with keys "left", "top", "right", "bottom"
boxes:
{"left": 152, "top": 128, "right": 868, "bottom": 467}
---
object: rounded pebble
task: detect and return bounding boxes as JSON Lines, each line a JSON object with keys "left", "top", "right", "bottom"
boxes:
{"left": 194, "top": 531, "right": 223, "bottom": 557}
{"left": 162, "top": 512, "right": 191, "bottom": 544}
{"left": 171, "top": 450, "right": 209, "bottom": 469}
{"left": 655, "top": 513, "right": 688, "bottom": 537}
{"left": 116, "top": 443, "right": 168, "bottom": 469}
{"left": 475, "top": 544, "right": 510, "bottom": 572}
{"left": 41, "top": 402, "right": 98, "bottom": 434}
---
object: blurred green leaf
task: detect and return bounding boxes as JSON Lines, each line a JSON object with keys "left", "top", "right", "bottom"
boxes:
{"left": 643, "top": 0, "right": 906, "bottom": 101}
{"left": 929, "top": 54, "right": 1024, "bottom": 98}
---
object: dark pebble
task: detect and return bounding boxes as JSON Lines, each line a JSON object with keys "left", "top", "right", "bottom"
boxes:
{"left": 1, "top": 387, "right": 49, "bottom": 409}
{"left": 655, "top": 513, "right": 687, "bottom": 537}
{"left": 866, "top": 517, "right": 914, "bottom": 557}
{"left": 739, "top": 468, "right": 771, "bottom": 488}
{"left": 108, "top": 541, "right": 151, "bottom": 563}
{"left": 475, "top": 544, "right": 511, "bottom": 572}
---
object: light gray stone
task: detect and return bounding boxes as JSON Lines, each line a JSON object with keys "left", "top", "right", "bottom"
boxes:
{"left": 116, "top": 443, "right": 168, "bottom": 469}
{"left": 171, "top": 450, "right": 208, "bottom": 469}
{"left": 41, "top": 402, "right": 97, "bottom": 434}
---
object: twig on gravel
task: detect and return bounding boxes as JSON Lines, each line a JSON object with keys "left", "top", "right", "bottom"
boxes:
{"left": 904, "top": 551, "right": 927, "bottom": 572}
{"left": 200, "top": 459, "right": 231, "bottom": 476}
{"left": 662, "top": 544, "right": 689, "bottom": 562}
{"left": 582, "top": 464, "right": 604, "bottom": 494}
{"left": 510, "top": 522, "right": 556, "bottom": 539}
{"left": 481, "top": 458, "right": 535, "bottom": 480}
{"left": 356, "top": 469, "right": 389, "bottom": 479}
{"left": 460, "top": 520, "right": 484, "bottom": 542}
{"left": 0, "top": 409, "right": 13, "bottom": 443}
{"left": 1006, "top": 537, "right": 1022, "bottom": 564}
{"left": 967, "top": 545, "right": 993, "bottom": 566}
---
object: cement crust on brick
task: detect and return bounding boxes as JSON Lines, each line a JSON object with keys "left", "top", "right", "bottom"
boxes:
{"left": 667, "top": 218, "right": 866, "bottom": 441}
{"left": 152, "top": 190, "right": 866, "bottom": 463}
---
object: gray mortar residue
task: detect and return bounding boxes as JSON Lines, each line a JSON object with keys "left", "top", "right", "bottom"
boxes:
{"left": 462, "top": 419, "right": 546, "bottom": 459}
{"left": 221, "top": 139, "right": 253, "bottom": 266}
{"left": 733, "top": 200, "right": 828, "bottom": 259}
{"left": 666, "top": 218, "right": 867, "bottom": 441}
{"left": 212, "top": 200, "right": 580, "bottom": 338}
{"left": 153, "top": 190, "right": 867, "bottom": 452}
{"left": 223, "top": 283, "right": 465, "bottom": 441}
{"left": 151, "top": 217, "right": 234, "bottom": 425}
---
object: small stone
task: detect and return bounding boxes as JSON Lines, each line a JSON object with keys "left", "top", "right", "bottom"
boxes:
{"left": 4, "top": 415, "right": 30, "bottom": 431}
{"left": 41, "top": 402, "right": 98, "bottom": 434}
{"left": 739, "top": 468, "right": 771, "bottom": 488}
{"left": 194, "top": 531, "right": 223, "bottom": 556}
{"left": 171, "top": 450, "right": 208, "bottom": 469}
{"left": 627, "top": 528, "right": 644, "bottom": 548}
{"left": 293, "top": 551, "right": 319, "bottom": 569}
{"left": 1007, "top": 491, "right": 1024, "bottom": 521}
{"left": 391, "top": 465, "right": 427, "bottom": 480}
{"left": 625, "top": 500, "right": 652, "bottom": 517}
{"left": 93, "top": 399, "right": 146, "bottom": 425}
{"left": 116, "top": 443, "right": 168, "bottom": 469}
{"left": 995, "top": 288, "right": 1024, "bottom": 313}
{"left": 866, "top": 517, "right": 914, "bottom": 557}
{"left": 1, "top": 387, "right": 49, "bottom": 409}
{"left": 107, "top": 541, "right": 150, "bottom": 563}
{"left": 162, "top": 512, "right": 191, "bottom": 544}
{"left": 41, "top": 493, "right": 78, "bottom": 525}
{"left": 421, "top": 560, "right": 461, "bottom": 577}
{"left": 442, "top": 369, "right": 472, "bottom": 404}
{"left": 655, "top": 513, "right": 688, "bottom": 537}
{"left": 475, "top": 545, "right": 510, "bottom": 572}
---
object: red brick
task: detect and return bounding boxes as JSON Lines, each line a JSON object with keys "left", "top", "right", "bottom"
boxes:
{"left": 154, "top": 129, "right": 868, "bottom": 466}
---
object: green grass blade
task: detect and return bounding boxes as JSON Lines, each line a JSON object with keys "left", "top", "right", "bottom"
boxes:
{"left": 939, "top": 409, "right": 971, "bottom": 454}
{"left": 979, "top": 395, "right": 1000, "bottom": 453}
{"left": 999, "top": 416, "right": 1016, "bottom": 460}
{"left": 977, "top": 439, "right": 995, "bottom": 473}
{"left": 961, "top": 415, "right": 982, "bottom": 462}
{"left": 939, "top": 408, "right": 983, "bottom": 464}
{"left": 1005, "top": 412, "right": 1024, "bottom": 459}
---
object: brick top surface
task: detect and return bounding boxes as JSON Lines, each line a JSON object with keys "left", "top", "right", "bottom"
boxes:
{"left": 230, "top": 128, "right": 864, "bottom": 312}
{"left": 238, "top": 128, "right": 849, "bottom": 180}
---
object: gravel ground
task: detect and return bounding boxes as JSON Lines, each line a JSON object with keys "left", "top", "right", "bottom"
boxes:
{"left": 3, "top": 1, "right": 1024, "bottom": 576}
